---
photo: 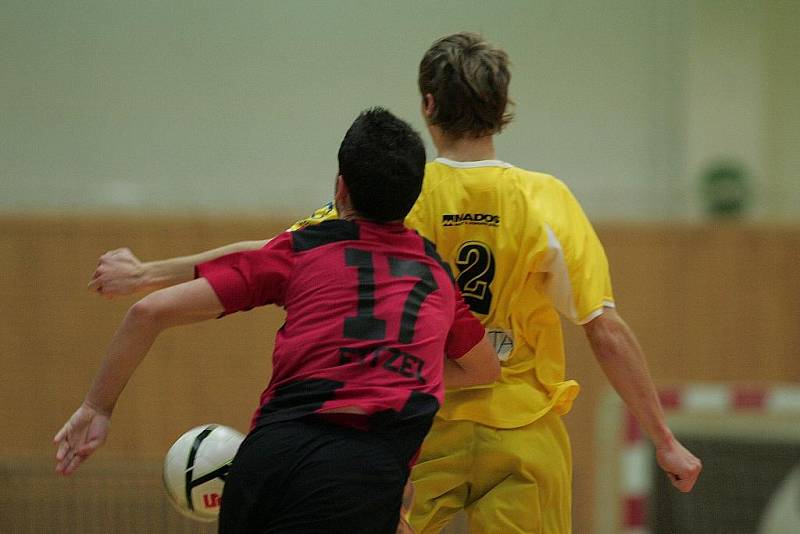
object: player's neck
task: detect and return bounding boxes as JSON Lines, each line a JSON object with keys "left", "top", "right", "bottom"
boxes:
{"left": 337, "top": 204, "right": 357, "bottom": 221}
{"left": 431, "top": 130, "right": 496, "bottom": 162}
{"left": 336, "top": 203, "right": 401, "bottom": 225}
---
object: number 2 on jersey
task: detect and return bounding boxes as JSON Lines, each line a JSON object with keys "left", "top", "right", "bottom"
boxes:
{"left": 455, "top": 241, "right": 495, "bottom": 315}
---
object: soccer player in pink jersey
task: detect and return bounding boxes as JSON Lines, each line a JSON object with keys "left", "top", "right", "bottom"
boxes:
{"left": 54, "top": 108, "right": 500, "bottom": 533}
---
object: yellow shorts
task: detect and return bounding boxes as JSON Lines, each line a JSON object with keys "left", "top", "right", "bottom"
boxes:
{"left": 410, "top": 410, "right": 572, "bottom": 534}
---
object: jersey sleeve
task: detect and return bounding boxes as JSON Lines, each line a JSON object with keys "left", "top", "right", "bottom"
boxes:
{"left": 195, "top": 232, "right": 294, "bottom": 315}
{"left": 287, "top": 202, "right": 338, "bottom": 231}
{"left": 536, "top": 180, "right": 615, "bottom": 324}
{"left": 444, "top": 289, "right": 486, "bottom": 359}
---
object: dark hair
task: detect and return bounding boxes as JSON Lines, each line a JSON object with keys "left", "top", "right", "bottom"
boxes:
{"left": 418, "top": 32, "right": 513, "bottom": 138}
{"left": 337, "top": 107, "right": 426, "bottom": 222}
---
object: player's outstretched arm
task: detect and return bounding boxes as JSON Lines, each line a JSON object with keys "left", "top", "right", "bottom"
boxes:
{"left": 584, "top": 307, "right": 702, "bottom": 492}
{"left": 89, "top": 241, "right": 269, "bottom": 298}
{"left": 444, "top": 335, "right": 501, "bottom": 388}
{"left": 55, "top": 278, "right": 225, "bottom": 476}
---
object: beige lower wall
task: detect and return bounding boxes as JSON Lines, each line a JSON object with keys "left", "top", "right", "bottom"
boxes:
{"left": 2, "top": 215, "right": 798, "bottom": 532}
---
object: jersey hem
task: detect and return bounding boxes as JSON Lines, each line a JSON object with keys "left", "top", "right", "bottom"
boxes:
{"left": 436, "top": 381, "right": 581, "bottom": 429}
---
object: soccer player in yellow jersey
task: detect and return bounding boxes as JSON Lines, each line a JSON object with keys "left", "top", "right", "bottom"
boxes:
{"left": 89, "top": 32, "right": 701, "bottom": 533}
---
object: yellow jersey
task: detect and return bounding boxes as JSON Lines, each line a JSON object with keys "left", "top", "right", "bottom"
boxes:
{"left": 291, "top": 158, "right": 614, "bottom": 428}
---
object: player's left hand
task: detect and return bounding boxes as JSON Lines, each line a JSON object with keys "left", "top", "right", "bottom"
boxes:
{"left": 88, "top": 247, "right": 146, "bottom": 298}
{"left": 54, "top": 402, "right": 111, "bottom": 476}
{"left": 655, "top": 438, "right": 702, "bottom": 492}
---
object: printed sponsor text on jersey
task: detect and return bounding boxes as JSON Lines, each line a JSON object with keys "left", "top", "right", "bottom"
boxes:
{"left": 442, "top": 213, "right": 500, "bottom": 227}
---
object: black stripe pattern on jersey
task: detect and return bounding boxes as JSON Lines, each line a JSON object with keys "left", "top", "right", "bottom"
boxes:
{"left": 292, "top": 220, "right": 359, "bottom": 252}
{"left": 256, "top": 378, "right": 345, "bottom": 427}
{"left": 422, "top": 237, "right": 455, "bottom": 282}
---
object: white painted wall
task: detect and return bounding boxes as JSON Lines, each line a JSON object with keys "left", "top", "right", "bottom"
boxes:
{"left": 685, "top": 0, "right": 767, "bottom": 219}
{"left": 764, "top": 0, "right": 800, "bottom": 220}
{"left": 1, "top": 0, "right": 797, "bottom": 220}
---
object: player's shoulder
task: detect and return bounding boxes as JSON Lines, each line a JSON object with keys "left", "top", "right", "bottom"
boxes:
{"left": 509, "top": 166, "right": 569, "bottom": 194}
{"left": 506, "top": 167, "right": 585, "bottom": 219}
{"left": 288, "top": 202, "right": 338, "bottom": 231}
{"left": 422, "top": 160, "right": 452, "bottom": 190}
{"left": 290, "top": 219, "right": 358, "bottom": 252}
{"left": 417, "top": 234, "right": 455, "bottom": 282}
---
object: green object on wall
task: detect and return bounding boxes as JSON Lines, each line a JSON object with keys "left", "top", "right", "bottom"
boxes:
{"left": 701, "top": 162, "right": 749, "bottom": 218}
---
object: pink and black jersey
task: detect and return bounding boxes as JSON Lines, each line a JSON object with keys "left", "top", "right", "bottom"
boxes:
{"left": 196, "top": 219, "right": 484, "bottom": 458}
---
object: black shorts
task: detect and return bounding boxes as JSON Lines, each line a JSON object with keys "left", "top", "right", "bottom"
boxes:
{"left": 218, "top": 417, "right": 408, "bottom": 534}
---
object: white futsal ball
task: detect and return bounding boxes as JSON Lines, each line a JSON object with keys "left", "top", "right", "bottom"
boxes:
{"left": 163, "top": 424, "right": 245, "bottom": 522}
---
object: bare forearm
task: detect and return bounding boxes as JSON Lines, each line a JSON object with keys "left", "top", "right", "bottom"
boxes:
{"left": 585, "top": 309, "right": 702, "bottom": 491}
{"left": 56, "top": 279, "right": 224, "bottom": 477}
{"left": 91, "top": 241, "right": 270, "bottom": 298}
{"left": 444, "top": 336, "right": 500, "bottom": 388}
{"left": 443, "top": 359, "right": 476, "bottom": 388}
{"left": 142, "top": 240, "right": 268, "bottom": 290}
{"left": 84, "top": 304, "right": 163, "bottom": 415}
{"left": 85, "top": 279, "right": 224, "bottom": 414}
{"left": 585, "top": 310, "right": 673, "bottom": 448}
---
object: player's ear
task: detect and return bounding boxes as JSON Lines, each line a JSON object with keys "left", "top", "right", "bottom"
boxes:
{"left": 334, "top": 175, "right": 350, "bottom": 209}
{"left": 422, "top": 93, "right": 435, "bottom": 119}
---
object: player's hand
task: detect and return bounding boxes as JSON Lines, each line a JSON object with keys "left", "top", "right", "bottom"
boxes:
{"left": 88, "top": 248, "right": 145, "bottom": 298}
{"left": 53, "top": 402, "right": 111, "bottom": 476}
{"left": 655, "top": 438, "right": 702, "bottom": 492}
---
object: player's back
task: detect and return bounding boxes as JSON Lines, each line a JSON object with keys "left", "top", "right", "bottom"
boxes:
{"left": 273, "top": 218, "right": 461, "bottom": 400}
{"left": 407, "top": 158, "right": 553, "bottom": 338}
{"left": 406, "top": 158, "right": 611, "bottom": 427}
{"left": 197, "top": 217, "right": 483, "bottom": 430}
